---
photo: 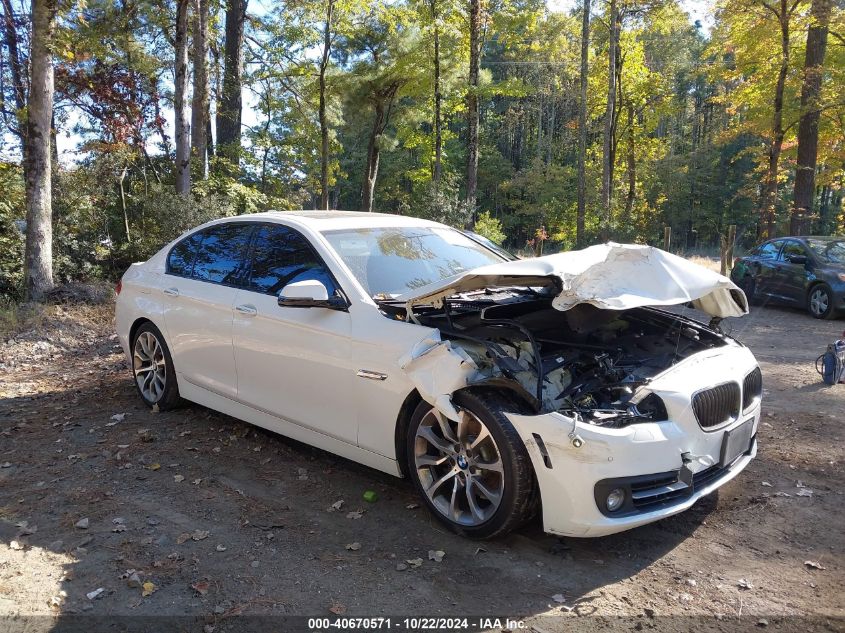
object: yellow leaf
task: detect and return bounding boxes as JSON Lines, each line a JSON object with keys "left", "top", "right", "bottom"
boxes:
{"left": 148, "top": 463, "right": 160, "bottom": 471}
{"left": 142, "top": 582, "right": 157, "bottom": 597}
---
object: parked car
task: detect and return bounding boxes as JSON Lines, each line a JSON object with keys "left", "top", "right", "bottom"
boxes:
{"left": 116, "top": 211, "right": 760, "bottom": 539}
{"left": 730, "top": 236, "right": 845, "bottom": 319}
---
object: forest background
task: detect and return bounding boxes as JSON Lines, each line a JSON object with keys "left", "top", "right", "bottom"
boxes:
{"left": 1, "top": 0, "right": 843, "bottom": 300}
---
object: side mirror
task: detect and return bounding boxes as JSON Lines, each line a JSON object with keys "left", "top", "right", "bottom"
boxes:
{"left": 787, "top": 254, "right": 808, "bottom": 265}
{"left": 278, "top": 279, "right": 347, "bottom": 310}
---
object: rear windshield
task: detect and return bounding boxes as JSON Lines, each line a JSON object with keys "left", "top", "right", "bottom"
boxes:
{"left": 807, "top": 239, "right": 845, "bottom": 264}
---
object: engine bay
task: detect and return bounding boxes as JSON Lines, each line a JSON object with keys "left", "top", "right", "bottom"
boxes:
{"left": 393, "top": 290, "right": 732, "bottom": 427}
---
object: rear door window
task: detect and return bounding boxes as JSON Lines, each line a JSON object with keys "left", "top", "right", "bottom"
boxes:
{"left": 191, "top": 223, "right": 255, "bottom": 285}
{"left": 246, "top": 224, "right": 339, "bottom": 296}
{"left": 166, "top": 232, "right": 203, "bottom": 277}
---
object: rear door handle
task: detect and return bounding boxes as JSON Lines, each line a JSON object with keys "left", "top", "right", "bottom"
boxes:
{"left": 235, "top": 304, "right": 257, "bottom": 316}
{"left": 163, "top": 287, "right": 179, "bottom": 297}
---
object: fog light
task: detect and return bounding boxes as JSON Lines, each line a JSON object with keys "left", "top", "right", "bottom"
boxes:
{"left": 606, "top": 488, "right": 625, "bottom": 512}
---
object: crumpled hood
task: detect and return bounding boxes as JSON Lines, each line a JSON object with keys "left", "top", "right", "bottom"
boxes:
{"left": 400, "top": 242, "right": 748, "bottom": 318}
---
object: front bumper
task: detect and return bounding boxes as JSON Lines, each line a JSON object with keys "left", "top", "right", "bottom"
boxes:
{"left": 506, "top": 344, "right": 760, "bottom": 537}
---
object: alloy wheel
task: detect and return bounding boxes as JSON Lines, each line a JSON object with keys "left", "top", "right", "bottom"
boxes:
{"left": 810, "top": 288, "right": 829, "bottom": 317}
{"left": 133, "top": 331, "right": 167, "bottom": 402}
{"left": 414, "top": 408, "right": 505, "bottom": 526}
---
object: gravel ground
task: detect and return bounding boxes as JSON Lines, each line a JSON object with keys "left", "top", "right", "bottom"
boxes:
{"left": 0, "top": 299, "right": 843, "bottom": 632}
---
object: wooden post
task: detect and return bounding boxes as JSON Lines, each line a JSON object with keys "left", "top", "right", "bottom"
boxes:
{"left": 719, "top": 225, "right": 737, "bottom": 276}
{"left": 727, "top": 224, "right": 736, "bottom": 273}
{"left": 663, "top": 226, "right": 671, "bottom": 252}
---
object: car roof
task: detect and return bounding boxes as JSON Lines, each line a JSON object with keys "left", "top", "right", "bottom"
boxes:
{"left": 227, "top": 210, "right": 446, "bottom": 232}
{"left": 765, "top": 236, "right": 842, "bottom": 242}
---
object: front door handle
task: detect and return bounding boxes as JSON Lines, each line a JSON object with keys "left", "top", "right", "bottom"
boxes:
{"left": 163, "top": 287, "right": 179, "bottom": 297}
{"left": 235, "top": 304, "right": 257, "bottom": 316}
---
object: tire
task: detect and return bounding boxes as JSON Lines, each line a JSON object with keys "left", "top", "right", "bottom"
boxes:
{"left": 406, "top": 389, "right": 537, "bottom": 539}
{"left": 131, "top": 322, "right": 182, "bottom": 410}
{"left": 808, "top": 284, "right": 836, "bottom": 320}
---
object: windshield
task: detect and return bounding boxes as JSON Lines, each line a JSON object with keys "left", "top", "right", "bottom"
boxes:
{"left": 807, "top": 239, "right": 845, "bottom": 264}
{"left": 322, "top": 226, "right": 506, "bottom": 298}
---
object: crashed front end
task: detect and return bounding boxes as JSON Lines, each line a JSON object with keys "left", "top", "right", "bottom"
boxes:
{"left": 507, "top": 343, "right": 760, "bottom": 537}
{"left": 396, "top": 244, "right": 760, "bottom": 537}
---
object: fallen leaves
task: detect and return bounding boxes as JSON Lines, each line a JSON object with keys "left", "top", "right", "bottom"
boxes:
{"left": 405, "top": 558, "right": 423, "bottom": 569}
{"left": 48, "top": 592, "right": 66, "bottom": 608}
{"left": 345, "top": 542, "right": 361, "bottom": 551}
{"left": 173, "top": 474, "right": 185, "bottom": 483}
{"left": 804, "top": 560, "right": 825, "bottom": 570}
{"left": 346, "top": 510, "right": 363, "bottom": 520}
{"left": 191, "top": 580, "right": 210, "bottom": 596}
{"left": 142, "top": 581, "right": 157, "bottom": 597}
{"left": 428, "top": 549, "right": 445, "bottom": 562}
{"left": 329, "top": 603, "right": 347, "bottom": 615}
{"left": 124, "top": 571, "right": 143, "bottom": 588}
{"left": 176, "top": 529, "right": 209, "bottom": 544}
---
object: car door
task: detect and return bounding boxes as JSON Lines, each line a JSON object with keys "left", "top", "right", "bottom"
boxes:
{"left": 160, "top": 222, "right": 255, "bottom": 399}
{"left": 751, "top": 240, "right": 784, "bottom": 298}
{"left": 776, "top": 240, "right": 812, "bottom": 303}
{"left": 231, "top": 222, "right": 357, "bottom": 445}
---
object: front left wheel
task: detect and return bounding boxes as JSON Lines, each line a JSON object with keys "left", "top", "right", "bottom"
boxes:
{"left": 131, "top": 322, "right": 181, "bottom": 410}
{"left": 406, "top": 390, "right": 537, "bottom": 539}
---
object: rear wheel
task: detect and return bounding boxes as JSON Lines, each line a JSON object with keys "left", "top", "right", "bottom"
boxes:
{"left": 406, "top": 390, "right": 536, "bottom": 539}
{"left": 132, "top": 322, "right": 181, "bottom": 410}
{"left": 808, "top": 284, "right": 836, "bottom": 320}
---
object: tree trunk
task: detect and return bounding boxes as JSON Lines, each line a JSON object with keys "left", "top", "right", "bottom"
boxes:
{"left": 119, "top": 164, "right": 131, "bottom": 242}
{"left": 216, "top": 0, "right": 248, "bottom": 168}
{"left": 465, "top": 0, "right": 481, "bottom": 217}
{"left": 601, "top": 0, "right": 618, "bottom": 240}
{"left": 191, "top": 0, "right": 210, "bottom": 179}
{"left": 23, "top": 0, "right": 57, "bottom": 300}
{"left": 576, "top": 0, "right": 589, "bottom": 247}
{"left": 624, "top": 100, "right": 636, "bottom": 221}
{"left": 361, "top": 83, "right": 400, "bottom": 213}
{"left": 362, "top": 102, "right": 385, "bottom": 213}
{"left": 431, "top": 0, "right": 442, "bottom": 187}
{"left": 318, "top": 0, "right": 334, "bottom": 210}
{"left": 2, "top": 0, "right": 27, "bottom": 153}
{"left": 791, "top": 0, "right": 832, "bottom": 234}
{"left": 758, "top": 0, "right": 790, "bottom": 240}
{"left": 174, "top": 0, "right": 191, "bottom": 195}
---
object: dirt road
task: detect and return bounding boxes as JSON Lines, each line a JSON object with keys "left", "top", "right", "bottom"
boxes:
{"left": 1, "top": 300, "right": 843, "bottom": 631}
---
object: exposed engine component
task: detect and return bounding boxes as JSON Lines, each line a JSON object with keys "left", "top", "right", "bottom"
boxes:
{"left": 414, "top": 296, "right": 728, "bottom": 428}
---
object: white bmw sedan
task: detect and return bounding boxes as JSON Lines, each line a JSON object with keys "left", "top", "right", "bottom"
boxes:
{"left": 116, "top": 211, "right": 761, "bottom": 539}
